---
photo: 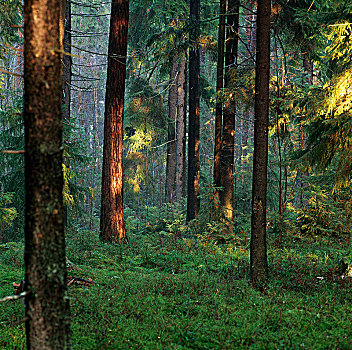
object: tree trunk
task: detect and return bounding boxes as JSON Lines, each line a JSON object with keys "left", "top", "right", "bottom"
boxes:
{"left": 220, "top": 0, "right": 240, "bottom": 221}
{"left": 187, "top": 0, "right": 201, "bottom": 222}
{"left": 250, "top": 0, "right": 270, "bottom": 286}
{"left": 213, "top": 0, "right": 226, "bottom": 203}
{"left": 165, "top": 55, "right": 178, "bottom": 203}
{"left": 175, "top": 53, "right": 187, "bottom": 202}
{"left": 24, "top": 0, "right": 71, "bottom": 346}
{"left": 62, "top": 0, "right": 71, "bottom": 122}
{"left": 100, "top": 0, "right": 129, "bottom": 242}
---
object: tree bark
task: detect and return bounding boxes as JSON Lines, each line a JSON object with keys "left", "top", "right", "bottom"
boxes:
{"left": 213, "top": 0, "right": 226, "bottom": 203}
{"left": 250, "top": 0, "right": 270, "bottom": 286}
{"left": 187, "top": 0, "right": 201, "bottom": 221}
{"left": 220, "top": 0, "right": 240, "bottom": 221}
{"left": 24, "top": 0, "right": 71, "bottom": 346}
{"left": 62, "top": 0, "right": 71, "bottom": 122}
{"left": 165, "top": 55, "right": 178, "bottom": 203}
{"left": 100, "top": 0, "right": 129, "bottom": 242}
{"left": 175, "top": 53, "right": 187, "bottom": 202}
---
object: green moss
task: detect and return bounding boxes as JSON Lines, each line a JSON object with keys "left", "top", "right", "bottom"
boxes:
{"left": 1, "top": 233, "right": 352, "bottom": 349}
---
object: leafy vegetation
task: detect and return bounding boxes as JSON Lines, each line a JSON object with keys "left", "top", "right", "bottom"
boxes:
{"left": 1, "top": 226, "right": 352, "bottom": 349}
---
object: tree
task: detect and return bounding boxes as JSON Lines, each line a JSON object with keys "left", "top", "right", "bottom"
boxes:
{"left": 213, "top": 0, "right": 226, "bottom": 203}
{"left": 62, "top": 0, "right": 71, "bottom": 122}
{"left": 250, "top": 0, "right": 271, "bottom": 285}
{"left": 187, "top": 0, "right": 201, "bottom": 222}
{"left": 175, "top": 53, "right": 187, "bottom": 201}
{"left": 165, "top": 55, "right": 178, "bottom": 203}
{"left": 100, "top": 0, "right": 129, "bottom": 242}
{"left": 23, "top": 0, "right": 71, "bottom": 346}
{"left": 220, "top": 0, "right": 240, "bottom": 222}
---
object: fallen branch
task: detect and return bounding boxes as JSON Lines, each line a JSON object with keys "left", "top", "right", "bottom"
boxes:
{"left": 2, "top": 150, "right": 25, "bottom": 154}
{"left": 0, "top": 291, "right": 29, "bottom": 303}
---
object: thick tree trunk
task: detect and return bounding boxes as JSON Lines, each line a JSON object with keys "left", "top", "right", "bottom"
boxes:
{"left": 250, "top": 0, "right": 270, "bottom": 286}
{"left": 100, "top": 0, "right": 129, "bottom": 242}
{"left": 175, "top": 54, "right": 187, "bottom": 202}
{"left": 213, "top": 0, "right": 226, "bottom": 203}
{"left": 220, "top": 0, "right": 240, "bottom": 221}
{"left": 187, "top": 0, "right": 201, "bottom": 222}
{"left": 24, "top": 0, "right": 71, "bottom": 346}
{"left": 165, "top": 55, "right": 178, "bottom": 202}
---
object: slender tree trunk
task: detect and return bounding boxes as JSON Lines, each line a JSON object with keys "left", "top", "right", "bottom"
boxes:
{"left": 62, "top": 0, "right": 71, "bottom": 227}
{"left": 165, "top": 55, "right": 178, "bottom": 202}
{"left": 295, "top": 55, "right": 312, "bottom": 208}
{"left": 100, "top": 0, "right": 129, "bottom": 242}
{"left": 24, "top": 0, "right": 71, "bottom": 346}
{"left": 62, "top": 0, "right": 71, "bottom": 122}
{"left": 175, "top": 53, "right": 187, "bottom": 202}
{"left": 187, "top": 0, "right": 201, "bottom": 221}
{"left": 220, "top": 0, "right": 240, "bottom": 221}
{"left": 213, "top": 0, "right": 226, "bottom": 203}
{"left": 250, "top": 0, "right": 271, "bottom": 286}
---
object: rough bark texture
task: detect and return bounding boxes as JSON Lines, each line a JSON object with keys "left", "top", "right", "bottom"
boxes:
{"left": 165, "top": 56, "right": 178, "bottom": 203}
{"left": 220, "top": 0, "right": 240, "bottom": 221}
{"left": 213, "top": 0, "right": 226, "bottom": 203}
{"left": 250, "top": 0, "right": 270, "bottom": 286}
{"left": 175, "top": 54, "right": 187, "bottom": 202}
{"left": 62, "top": 0, "right": 71, "bottom": 122}
{"left": 100, "top": 0, "right": 129, "bottom": 242}
{"left": 24, "top": 0, "right": 71, "bottom": 347}
{"left": 187, "top": 0, "right": 201, "bottom": 222}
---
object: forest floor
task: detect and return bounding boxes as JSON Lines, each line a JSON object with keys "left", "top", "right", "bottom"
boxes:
{"left": 1, "top": 229, "right": 352, "bottom": 349}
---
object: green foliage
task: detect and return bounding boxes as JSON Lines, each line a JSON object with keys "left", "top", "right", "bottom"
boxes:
{"left": 1, "top": 233, "right": 352, "bottom": 349}
{"left": 0, "top": 193, "right": 17, "bottom": 236}
{"left": 0, "top": 95, "right": 24, "bottom": 241}
{"left": 0, "top": 0, "right": 22, "bottom": 58}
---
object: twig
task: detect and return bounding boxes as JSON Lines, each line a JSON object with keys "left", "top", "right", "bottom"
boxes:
{"left": 2, "top": 150, "right": 25, "bottom": 154}
{"left": 0, "top": 291, "right": 29, "bottom": 303}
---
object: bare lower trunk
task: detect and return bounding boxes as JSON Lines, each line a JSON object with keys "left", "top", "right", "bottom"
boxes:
{"left": 24, "top": 0, "right": 71, "bottom": 346}
{"left": 250, "top": 0, "right": 271, "bottom": 286}
{"left": 220, "top": 0, "right": 240, "bottom": 222}
{"left": 100, "top": 0, "right": 129, "bottom": 243}
{"left": 213, "top": 0, "right": 226, "bottom": 203}
{"left": 176, "top": 54, "right": 187, "bottom": 202}
{"left": 165, "top": 56, "right": 178, "bottom": 202}
{"left": 62, "top": 0, "right": 71, "bottom": 122}
{"left": 187, "top": 0, "right": 201, "bottom": 221}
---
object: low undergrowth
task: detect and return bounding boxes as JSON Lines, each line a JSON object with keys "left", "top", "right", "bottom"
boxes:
{"left": 1, "top": 230, "right": 352, "bottom": 349}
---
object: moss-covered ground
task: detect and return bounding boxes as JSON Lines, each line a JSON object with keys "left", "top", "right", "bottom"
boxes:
{"left": 1, "top": 231, "right": 352, "bottom": 349}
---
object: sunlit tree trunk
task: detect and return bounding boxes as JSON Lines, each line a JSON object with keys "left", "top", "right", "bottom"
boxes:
{"left": 175, "top": 53, "right": 187, "bottom": 202}
{"left": 250, "top": 0, "right": 270, "bottom": 286}
{"left": 220, "top": 0, "right": 240, "bottom": 222}
{"left": 100, "top": 0, "right": 129, "bottom": 242}
{"left": 24, "top": 0, "right": 71, "bottom": 346}
{"left": 187, "top": 0, "right": 201, "bottom": 221}
{"left": 165, "top": 55, "right": 178, "bottom": 202}
{"left": 213, "top": 0, "right": 226, "bottom": 203}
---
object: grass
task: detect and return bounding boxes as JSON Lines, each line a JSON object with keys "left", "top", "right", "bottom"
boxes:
{"left": 1, "top": 230, "right": 352, "bottom": 349}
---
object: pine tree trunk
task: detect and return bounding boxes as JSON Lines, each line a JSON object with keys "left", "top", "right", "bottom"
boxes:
{"left": 62, "top": 0, "right": 71, "bottom": 122}
{"left": 175, "top": 54, "right": 187, "bottom": 202}
{"left": 165, "top": 55, "right": 178, "bottom": 203}
{"left": 250, "top": 0, "right": 270, "bottom": 286}
{"left": 24, "top": 0, "right": 71, "bottom": 346}
{"left": 100, "top": 0, "right": 129, "bottom": 242}
{"left": 213, "top": 0, "right": 226, "bottom": 203}
{"left": 220, "top": 0, "right": 240, "bottom": 221}
{"left": 187, "top": 0, "right": 201, "bottom": 221}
